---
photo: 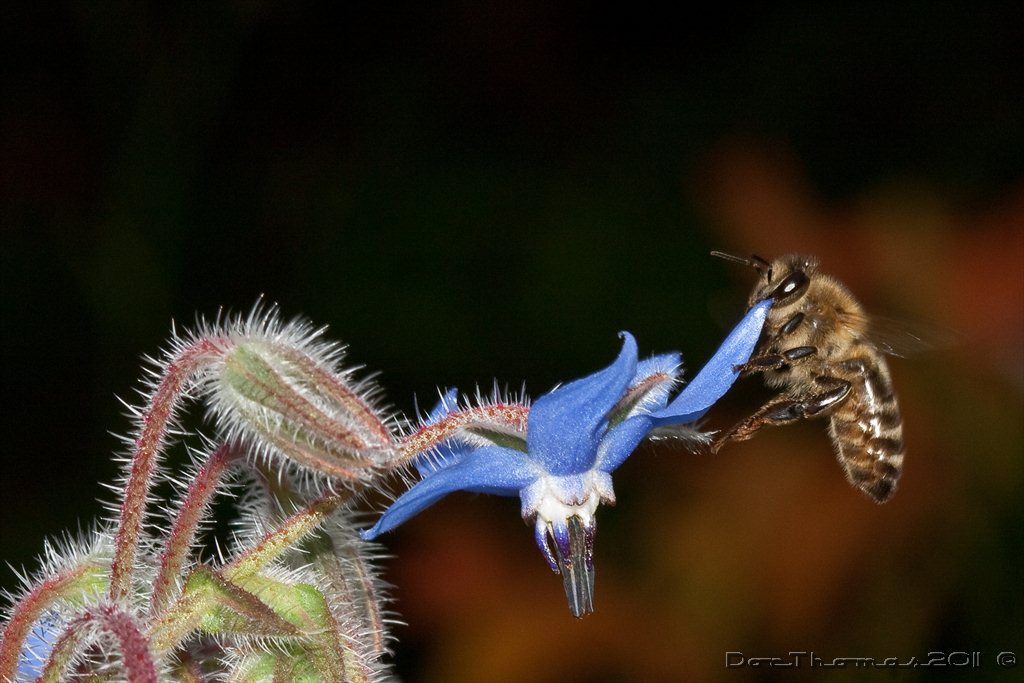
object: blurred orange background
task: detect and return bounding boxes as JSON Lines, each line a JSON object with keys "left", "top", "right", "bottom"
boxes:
{"left": 2, "top": 3, "right": 1020, "bottom": 681}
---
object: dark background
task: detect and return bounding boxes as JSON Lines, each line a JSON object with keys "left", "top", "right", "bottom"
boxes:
{"left": 2, "top": 2, "right": 1021, "bottom": 681}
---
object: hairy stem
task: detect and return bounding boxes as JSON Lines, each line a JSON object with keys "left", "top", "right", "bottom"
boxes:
{"left": 398, "top": 403, "right": 530, "bottom": 462}
{"left": 38, "top": 604, "right": 157, "bottom": 683}
{"left": 109, "top": 337, "right": 227, "bottom": 602}
{"left": 223, "top": 493, "right": 346, "bottom": 582}
{"left": 0, "top": 562, "right": 106, "bottom": 681}
{"left": 149, "top": 442, "right": 241, "bottom": 618}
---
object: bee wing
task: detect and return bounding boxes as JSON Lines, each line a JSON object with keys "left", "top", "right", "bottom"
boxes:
{"left": 863, "top": 314, "right": 956, "bottom": 358}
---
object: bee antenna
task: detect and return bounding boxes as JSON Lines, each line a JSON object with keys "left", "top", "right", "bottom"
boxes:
{"left": 710, "top": 250, "right": 770, "bottom": 278}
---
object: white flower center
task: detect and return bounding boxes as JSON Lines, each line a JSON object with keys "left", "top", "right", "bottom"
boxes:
{"left": 519, "top": 469, "right": 615, "bottom": 523}
{"left": 534, "top": 488, "right": 600, "bottom": 530}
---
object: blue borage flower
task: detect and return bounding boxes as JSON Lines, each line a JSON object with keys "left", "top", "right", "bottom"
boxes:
{"left": 361, "top": 300, "right": 772, "bottom": 617}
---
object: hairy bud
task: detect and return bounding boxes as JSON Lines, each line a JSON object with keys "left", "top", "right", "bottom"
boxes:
{"left": 198, "top": 307, "right": 402, "bottom": 484}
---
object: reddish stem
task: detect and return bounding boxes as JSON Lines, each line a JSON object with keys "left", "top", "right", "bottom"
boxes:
{"left": 350, "top": 549, "right": 388, "bottom": 657}
{"left": 109, "top": 337, "right": 227, "bottom": 602}
{"left": 223, "top": 493, "right": 345, "bottom": 581}
{"left": 37, "top": 604, "right": 156, "bottom": 683}
{"left": 0, "top": 563, "right": 94, "bottom": 682}
{"left": 149, "top": 442, "right": 240, "bottom": 618}
{"left": 398, "top": 403, "right": 530, "bottom": 462}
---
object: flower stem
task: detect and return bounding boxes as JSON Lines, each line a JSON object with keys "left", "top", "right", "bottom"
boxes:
{"left": 0, "top": 561, "right": 106, "bottom": 681}
{"left": 109, "top": 337, "right": 227, "bottom": 602}
{"left": 149, "top": 441, "right": 241, "bottom": 618}
{"left": 38, "top": 604, "right": 157, "bottom": 683}
{"left": 397, "top": 403, "right": 530, "bottom": 462}
{"left": 223, "top": 493, "right": 346, "bottom": 582}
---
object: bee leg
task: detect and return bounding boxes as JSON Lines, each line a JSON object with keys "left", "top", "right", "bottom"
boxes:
{"left": 733, "top": 345, "right": 818, "bottom": 375}
{"left": 711, "top": 378, "right": 852, "bottom": 452}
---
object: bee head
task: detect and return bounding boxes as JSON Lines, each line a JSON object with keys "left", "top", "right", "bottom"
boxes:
{"left": 711, "top": 251, "right": 817, "bottom": 307}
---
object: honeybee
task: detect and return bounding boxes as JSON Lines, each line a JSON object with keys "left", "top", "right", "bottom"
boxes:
{"left": 710, "top": 251, "right": 908, "bottom": 503}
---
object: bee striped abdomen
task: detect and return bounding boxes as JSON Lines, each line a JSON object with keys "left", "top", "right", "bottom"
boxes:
{"left": 828, "top": 356, "right": 904, "bottom": 502}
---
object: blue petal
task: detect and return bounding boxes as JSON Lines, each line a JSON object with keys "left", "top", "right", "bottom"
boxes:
{"left": 595, "top": 306, "right": 767, "bottom": 473}
{"left": 17, "top": 614, "right": 57, "bottom": 681}
{"left": 594, "top": 412, "right": 657, "bottom": 473}
{"left": 360, "top": 446, "right": 539, "bottom": 540}
{"left": 654, "top": 298, "right": 772, "bottom": 423}
{"left": 527, "top": 332, "right": 638, "bottom": 475}
{"left": 623, "top": 351, "right": 682, "bottom": 415}
{"left": 415, "top": 439, "right": 476, "bottom": 477}
{"left": 591, "top": 351, "right": 683, "bottom": 473}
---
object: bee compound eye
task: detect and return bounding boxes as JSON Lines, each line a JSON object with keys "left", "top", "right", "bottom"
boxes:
{"left": 771, "top": 270, "right": 809, "bottom": 302}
